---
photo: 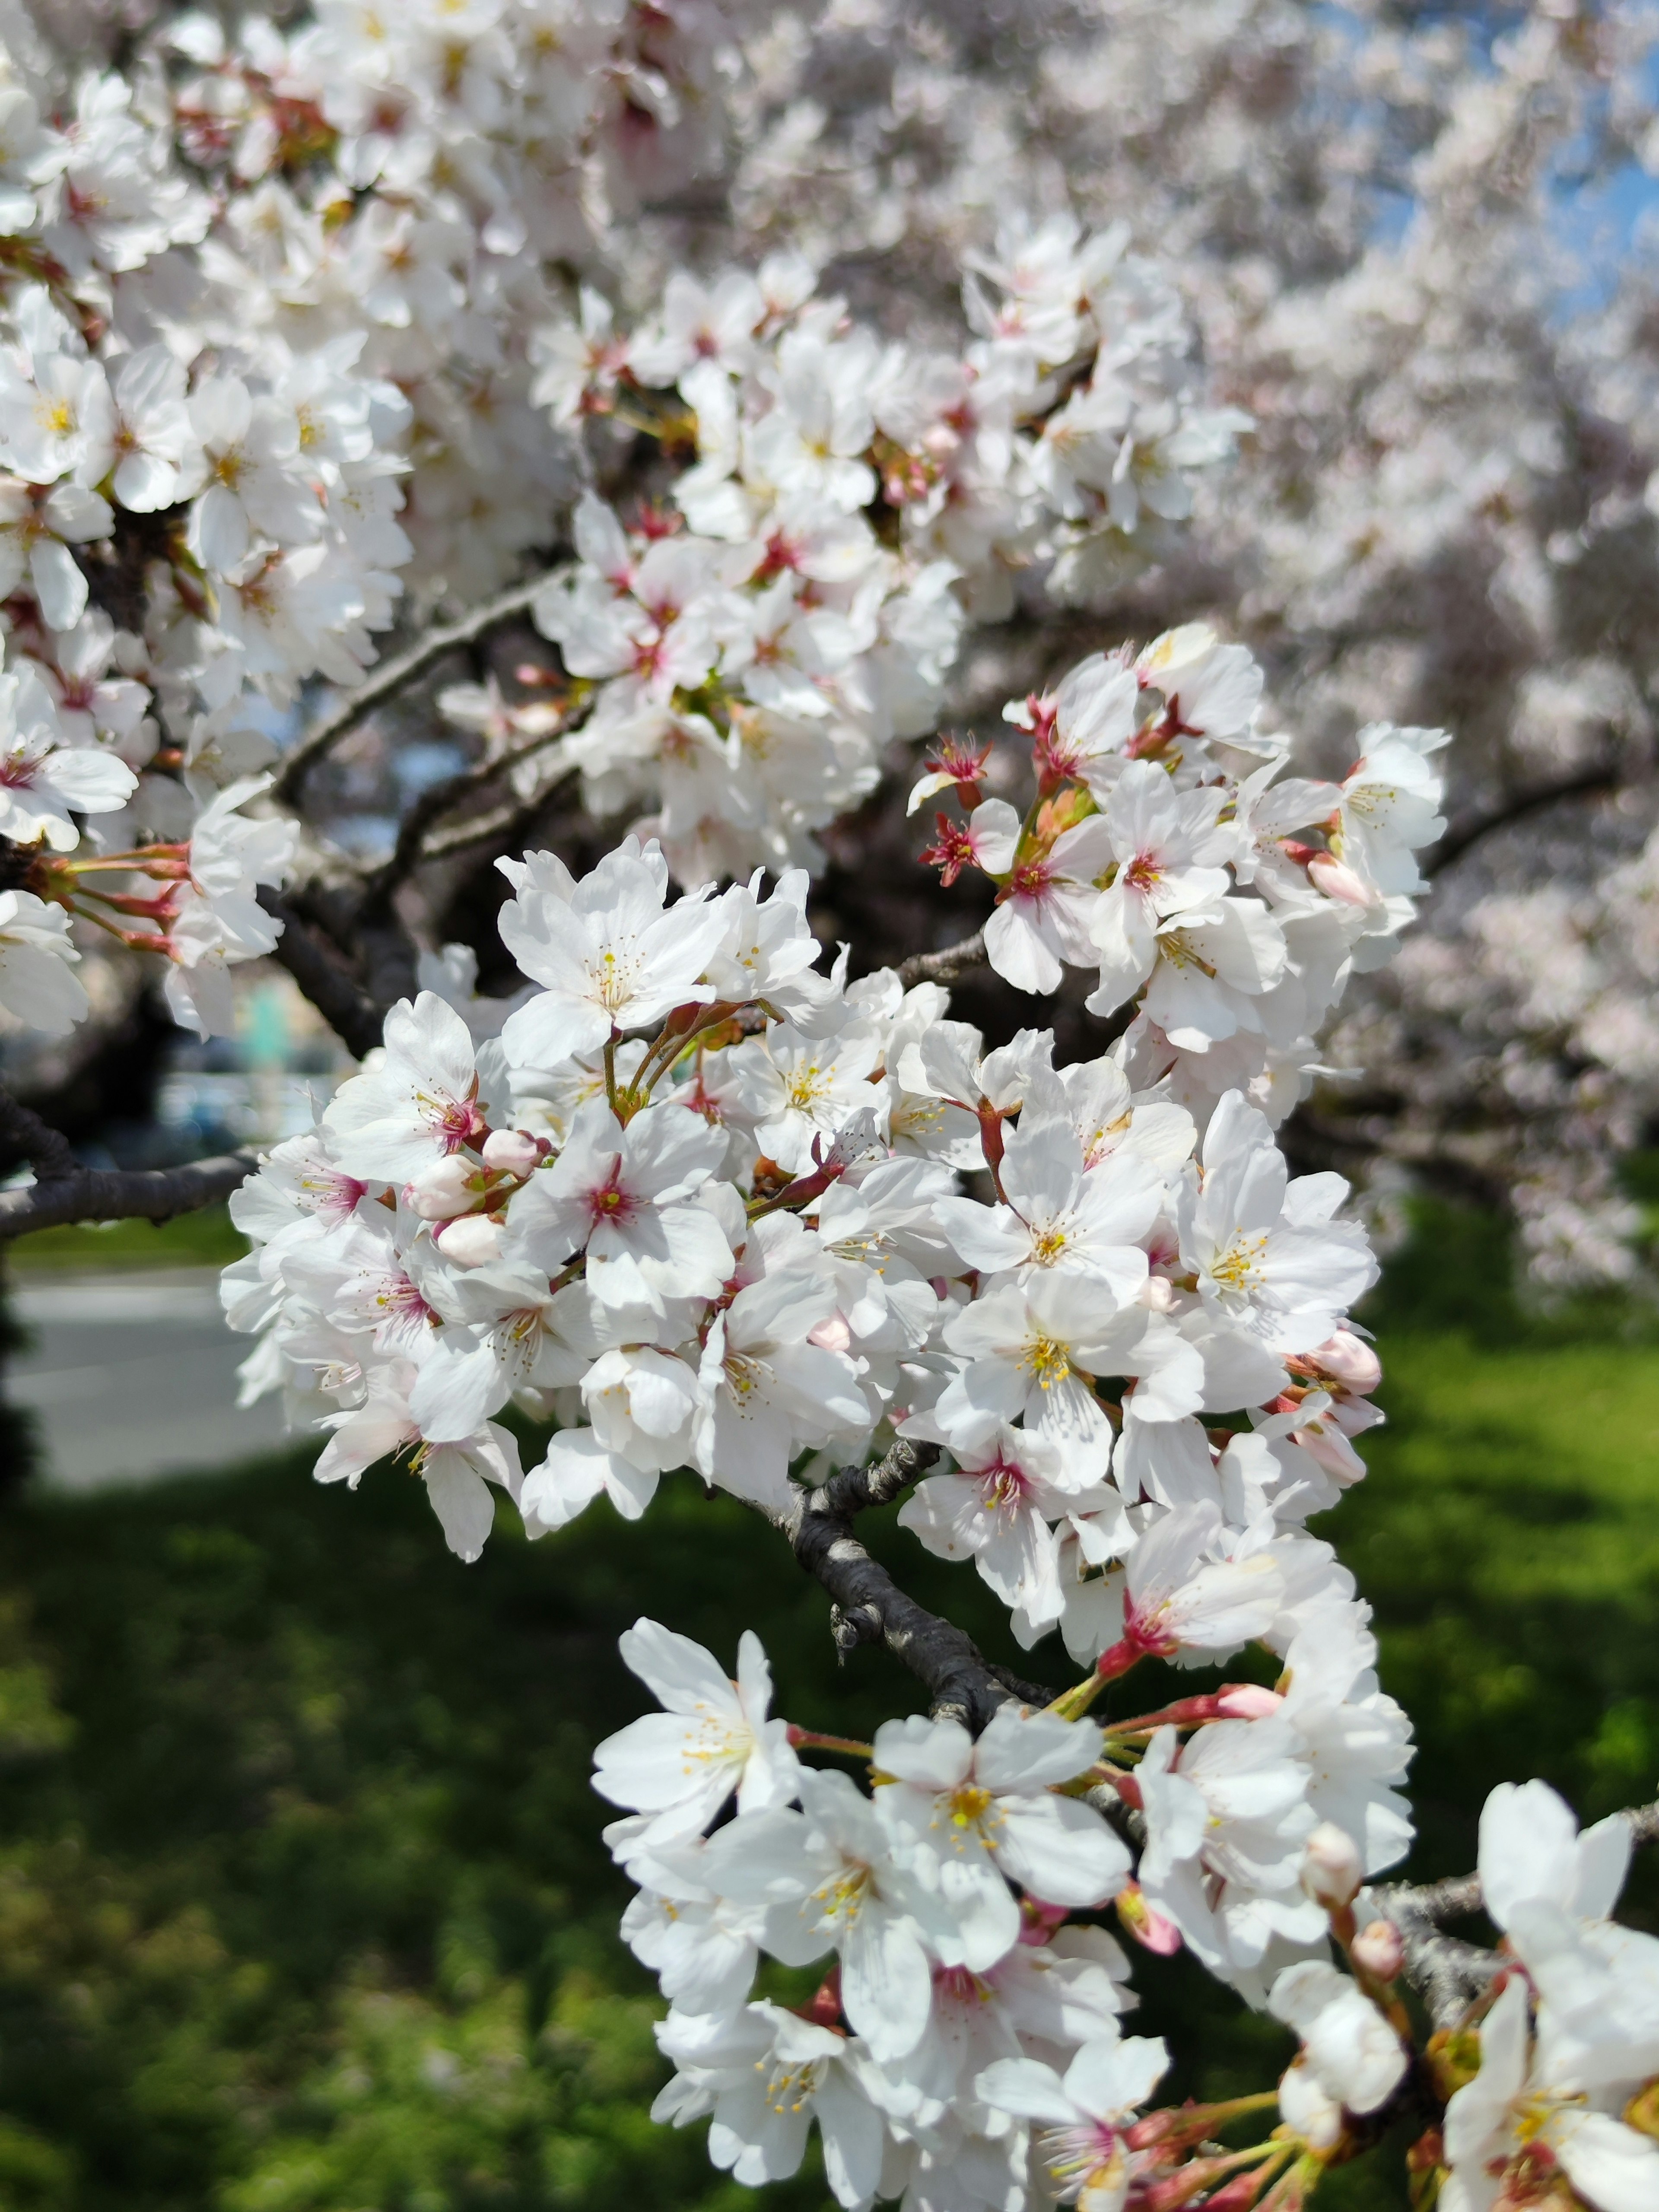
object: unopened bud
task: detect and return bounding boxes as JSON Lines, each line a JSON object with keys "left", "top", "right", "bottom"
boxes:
{"left": 406, "top": 1155, "right": 480, "bottom": 1220}
{"left": 480, "top": 1128, "right": 542, "bottom": 1176}
{"left": 436, "top": 1213, "right": 502, "bottom": 1268}
{"left": 1352, "top": 1919, "right": 1405, "bottom": 1981}
{"left": 1115, "top": 1881, "right": 1182, "bottom": 1956}
{"left": 1302, "top": 1821, "right": 1364, "bottom": 1910}
{"left": 1138, "top": 1274, "right": 1177, "bottom": 1312}
{"left": 1216, "top": 1684, "right": 1284, "bottom": 1720}
{"left": 1307, "top": 1328, "right": 1382, "bottom": 1395}
{"left": 1308, "top": 852, "right": 1374, "bottom": 909}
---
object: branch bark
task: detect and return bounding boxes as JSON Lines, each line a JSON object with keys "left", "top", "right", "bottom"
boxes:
{"left": 270, "top": 568, "right": 558, "bottom": 806}
{"left": 258, "top": 887, "right": 389, "bottom": 1061}
{"left": 748, "top": 1437, "right": 1053, "bottom": 1728}
{"left": 0, "top": 1085, "right": 255, "bottom": 1239}
{"left": 1370, "top": 1795, "right": 1659, "bottom": 2028}
{"left": 896, "top": 928, "right": 988, "bottom": 989}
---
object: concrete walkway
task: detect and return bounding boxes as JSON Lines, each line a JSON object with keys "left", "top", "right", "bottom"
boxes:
{"left": 9, "top": 1269, "right": 291, "bottom": 1489}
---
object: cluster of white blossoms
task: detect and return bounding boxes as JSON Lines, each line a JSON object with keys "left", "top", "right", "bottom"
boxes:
{"left": 0, "top": 7, "right": 1243, "bottom": 1061}
{"left": 514, "top": 212, "right": 1243, "bottom": 887}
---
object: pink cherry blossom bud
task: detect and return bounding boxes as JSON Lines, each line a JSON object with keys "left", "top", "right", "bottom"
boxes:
{"left": 1138, "top": 1274, "right": 1177, "bottom": 1312}
{"left": 1116, "top": 1881, "right": 1182, "bottom": 1955}
{"left": 1309, "top": 1329, "right": 1382, "bottom": 1395}
{"left": 481, "top": 1128, "right": 541, "bottom": 1176}
{"left": 807, "top": 1311, "right": 852, "bottom": 1354}
{"left": 1302, "top": 1821, "right": 1364, "bottom": 1909}
{"left": 1308, "top": 852, "right": 1374, "bottom": 908}
{"left": 436, "top": 1214, "right": 503, "bottom": 1268}
{"left": 1217, "top": 1684, "right": 1284, "bottom": 1720}
{"left": 1352, "top": 1920, "right": 1405, "bottom": 1980}
{"left": 405, "top": 1155, "right": 479, "bottom": 1220}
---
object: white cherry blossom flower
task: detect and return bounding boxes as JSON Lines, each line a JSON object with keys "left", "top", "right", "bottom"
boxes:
{"left": 591, "top": 1618, "right": 801, "bottom": 1849}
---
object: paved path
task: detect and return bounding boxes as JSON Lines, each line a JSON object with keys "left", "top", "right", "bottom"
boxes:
{"left": 8, "top": 1269, "right": 291, "bottom": 1490}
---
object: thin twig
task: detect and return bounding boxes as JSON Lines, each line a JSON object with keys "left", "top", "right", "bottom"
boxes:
{"left": 0, "top": 1085, "right": 255, "bottom": 1239}
{"left": 364, "top": 734, "right": 578, "bottom": 896}
{"left": 271, "top": 567, "right": 561, "bottom": 806}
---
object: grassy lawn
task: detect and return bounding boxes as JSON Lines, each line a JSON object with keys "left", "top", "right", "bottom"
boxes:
{"left": 0, "top": 1208, "right": 1654, "bottom": 2211}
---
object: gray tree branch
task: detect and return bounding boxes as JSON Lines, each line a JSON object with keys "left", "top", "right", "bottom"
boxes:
{"left": 0, "top": 1084, "right": 255, "bottom": 1240}
{"left": 271, "top": 567, "right": 559, "bottom": 806}
{"left": 896, "top": 928, "right": 988, "bottom": 989}
{"left": 746, "top": 1437, "right": 1053, "bottom": 1729}
{"left": 1370, "top": 1795, "right": 1659, "bottom": 2028}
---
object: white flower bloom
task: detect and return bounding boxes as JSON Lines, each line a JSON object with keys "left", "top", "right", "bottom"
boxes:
{"left": 933, "top": 1109, "right": 1162, "bottom": 1302}
{"left": 324, "top": 991, "right": 484, "bottom": 1182}
{"left": 1268, "top": 1961, "right": 1406, "bottom": 2122}
{"left": 499, "top": 839, "right": 730, "bottom": 1072}
{"left": 1178, "top": 1091, "right": 1376, "bottom": 1354}
{"left": 591, "top": 1618, "right": 801, "bottom": 1849}
{"left": 875, "top": 1707, "right": 1129, "bottom": 1970}
{"left": 976, "top": 2033, "right": 1170, "bottom": 2212}
{"left": 898, "top": 1423, "right": 1111, "bottom": 1634}
{"left": 707, "top": 1771, "right": 948, "bottom": 2061}
{"left": 507, "top": 1097, "right": 731, "bottom": 1312}
{"left": 0, "top": 887, "right": 88, "bottom": 1035}
{"left": 653, "top": 2001, "right": 885, "bottom": 2209}
{"left": 1443, "top": 1978, "right": 1659, "bottom": 2212}
{"left": 693, "top": 1263, "right": 871, "bottom": 1510}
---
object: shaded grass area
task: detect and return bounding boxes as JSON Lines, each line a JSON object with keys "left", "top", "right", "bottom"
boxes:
{"left": 0, "top": 1204, "right": 1654, "bottom": 2209}
{"left": 6, "top": 1205, "right": 247, "bottom": 1272}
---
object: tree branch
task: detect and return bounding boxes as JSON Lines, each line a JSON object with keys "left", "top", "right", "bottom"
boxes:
{"left": 896, "top": 928, "right": 987, "bottom": 989}
{"left": 0, "top": 1085, "right": 255, "bottom": 1239}
{"left": 1370, "top": 1795, "right": 1659, "bottom": 2027}
{"left": 270, "top": 568, "right": 559, "bottom": 807}
{"left": 363, "top": 729, "right": 578, "bottom": 899}
{"left": 1426, "top": 767, "right": 1623, "bottom": 876}
{"left": 258, "top": 888, "right": 388, "bottom": 1060}
{"left": 747, "top": 1436, "right": 1052, "bottom": 1728}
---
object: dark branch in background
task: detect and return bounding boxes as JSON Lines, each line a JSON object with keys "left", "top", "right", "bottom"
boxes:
{"left": 1426, "top": 766, "right": 1624, "bottom": 876}
{"left": 362, "top": 731, "right": 580, "bottom": 899}
{"left": 271, "top": 566, "right": 559, "bottom": 806}
{"left": 0, "top": 1084, "right": 255, "bottom": 1241}
{"left": 259, "top": 887, "right": 389, "bottom": 1060}
{"left": 1371, "top": 1794, "right": 1659, "bottom": 2028}
{"left": 746, "top": 1436, "right": 1053, "bottom": 1729}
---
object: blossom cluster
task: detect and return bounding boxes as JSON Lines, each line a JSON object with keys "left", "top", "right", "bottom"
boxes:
{"left": 514, "top": 210, "right": 1244, "bottom": 887}
{"left": 916, "top": 631, "right": 1447, "bottom": 1125}
{"left": 0, "top": 0, "right": 746, "bottom": 1045}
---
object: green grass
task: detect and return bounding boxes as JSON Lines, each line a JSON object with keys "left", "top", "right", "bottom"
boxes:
{"left": 0, "top": 1201, "right": 1654, "bottom": 2211}
{"left": 7, "top": 1205, "right": 248, "bottom": 1272}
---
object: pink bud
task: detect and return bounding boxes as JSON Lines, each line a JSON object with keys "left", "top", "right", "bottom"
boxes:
{"left": 1308, "top": 852, "right": 1374, "bottom": 909}
{"left": 1308, "top": 1328, "right": 1382, "bottom": 1395}
{"left": 1302, "top": 1821, "right": 1364, "bottom": 1910}
{"left": 1116, "top": 1881, "right": 1182, "bottom": 1955}
{"left": 405, "top": 1155, "right": 480, "bottom": 1220}
{"left": 436, "top": 1214, "right": 503, "bottom": 1268}
{"left": 1352, "top": 1920, "right": 1405, "bottom": 1980}
{"left": 481, "top": 1128, "right": 542, "bottom": 1176}
{"left": 1216, "top": 1684, "right": 1284, "bottom": 1721}
{"left": 807, "top": 1312, "right": 852, "bottom": 1355}
{"left": 1138, "top": 1274, "right": 1177, "bottom": 1312}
